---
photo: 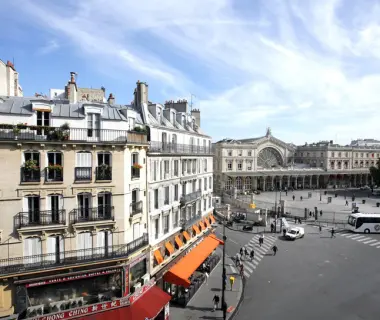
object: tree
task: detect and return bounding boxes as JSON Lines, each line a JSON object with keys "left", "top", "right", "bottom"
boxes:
{"left": 369, "top": 159, "right": 380, "bottom": 186}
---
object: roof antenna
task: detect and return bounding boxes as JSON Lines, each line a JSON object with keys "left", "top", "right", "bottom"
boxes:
{"left": 190, "top": 94, "right": 196, "bottom": 112}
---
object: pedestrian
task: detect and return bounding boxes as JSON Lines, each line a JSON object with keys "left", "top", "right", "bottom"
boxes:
{"left": 240, "top": 247, "right": 244, "bottom": 256}
{"left": 204, "top": 271, "right": 209, "bottom": 284}
{"left": 235, "top": 253, "right": 241, "bottom": 266}
{"left": 294, "top": 217, "right": 297, "bottom": 224}
{"left": 272, "top": 245, "right": 278, "bottom": 256}
{"left": 331, "top": 228, "right": 336, "bottom": 238}
{"left": 298, "top": 217, "right": 302, "bottom": 224}
{"left": 283, "top": 228, "right": 286, "bottom": 237}
{"left": 320, "top": 210, "right": 322, "bottom": 217}
{"left": 319, "top": 225, "right": 322, "bottom": 234}
{"left": 229, "top": 276, "right": 235, "bottom": 291}
{"left": 239, "top": 264, "right": 244, "bottom": 278}
{"left": 300, "top": 196, "right": 303, "bottom": 201}
{"left": 244, "top": 247, "right": 249, "bottom": 259}
{"left": 345, "top": 200, "right": 348, "bottom": 206}
{"left": 309, "top": 211, "right": 312, "bottom": 217}
{"left": 270, "top": 223, "right": 274, "bottom": 233}
{"left": 293, "top": 195, "right": 295, "bottom": 201}
{"left": 250, "top": 249, "right": 254, "bottom": 261}
{"left": 212, "top": 294, "right": 220, "bottom": 311}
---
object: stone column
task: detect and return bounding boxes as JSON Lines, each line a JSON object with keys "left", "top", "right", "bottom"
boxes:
{"left": 287, "top": 176, "right": 291, "bottom": 188}
{"left": 309, "top": 175, "right": 313, "bottom": 188}
{"left": 316, "top": 175, "right": 320, "bottom": 188}
{"left": 253, "top": 177, "right": 258, "bottom": 190}
{"left": 242, "top": 177, "right": 246, "bottom": 191}
{"left": 271, "top": 176, "right": 275, "bottom": 189}
{"left": 365, "top": 174, "right": 369, "bottom": 185}
{"left": 353, "top": 174, "right": 357, "bottom": 186}
{"left": 302, "top": 176, "right": 305, "bottom": 189}
{"left": 263, "top": 178, "right": 266, "bottom": 191}
{"left": 279, "top": 176, "right": 283, "bottom": 190}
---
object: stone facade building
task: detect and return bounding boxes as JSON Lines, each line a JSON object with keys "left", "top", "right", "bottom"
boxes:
{"left": 213, "top": 129, "right": 378, "bottom": 193}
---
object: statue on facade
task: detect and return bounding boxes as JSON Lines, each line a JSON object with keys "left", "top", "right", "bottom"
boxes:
{"left": 266, "top": 127, "right": 272, "bottom": 137}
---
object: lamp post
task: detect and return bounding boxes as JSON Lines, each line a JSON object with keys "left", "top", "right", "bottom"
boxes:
{"left": 221, "top": 214, "right": 227, "bottom": 320}
{"left": 274, "top": 187, "right": 278, "bottom": 233}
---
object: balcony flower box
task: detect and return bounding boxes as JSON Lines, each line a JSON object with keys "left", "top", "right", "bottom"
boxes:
{"left": 23, "top": 159, "right": 39, "bottom": 171}
{"left": 132, "top": 163, "right": 143, "bottom": 169}
{"left": 48, "top": 164, "right": 63, "bottom": 171}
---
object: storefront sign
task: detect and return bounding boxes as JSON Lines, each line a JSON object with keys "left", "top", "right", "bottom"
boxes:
{"left": 30, "top": 281, "right": 157, "bottom": 320}
{"left": 123, "top": 266, "right": 130, "bottom": 297}
{"left": 129, "top": 253, "right": 147, "bottom": 267}
{"left": 26, "top": 269, "right": 120, "bottom": 288}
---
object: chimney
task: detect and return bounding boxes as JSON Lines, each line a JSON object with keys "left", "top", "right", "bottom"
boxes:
{"left": 134, "top": 80, "right": 148, "bottom": 107}
{"left": 191, "top": 108, "right": 201, "bottom": 127}
{"left": 108, "top": 93, "right": 115, "bottom": 105}
{"left": 66, "top": 72, "right": 77, "bottom": 103}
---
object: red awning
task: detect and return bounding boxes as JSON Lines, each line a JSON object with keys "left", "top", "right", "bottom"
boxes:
{"left": 85, "top": 286, "right": 171, "bottom": 320}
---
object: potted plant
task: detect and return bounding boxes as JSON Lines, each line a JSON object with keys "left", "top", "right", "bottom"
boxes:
{"left": 132, "top": 163, "right": 143, "bottom": 169}
{"left": 48, "top": 164, "right": 63, "bottom": 171}
{"left": 24, "top": 159, "right": 39, "bottom": 171}
{"left": 12, "top": 125, "right": 21, "bottom": 137}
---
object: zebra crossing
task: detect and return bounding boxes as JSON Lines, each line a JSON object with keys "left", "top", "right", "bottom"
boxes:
{"left": 339, "top": 231, "right": 380, "bottom": 248}
{"left": 229, "top": 234, "right": 277, "bottom": 279}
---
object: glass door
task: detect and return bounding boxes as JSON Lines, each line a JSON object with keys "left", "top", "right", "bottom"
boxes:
{"left": 27, "top": 196, "right": 40, "bottom": 225}
{"left": 50, "top": 195, "right": 60, "bottom": 223}
{"left": 98, "top": 192, "right": 111, "bottom": 219}
{"left": 78, "top": 193, "right": 92, "bottom": 222}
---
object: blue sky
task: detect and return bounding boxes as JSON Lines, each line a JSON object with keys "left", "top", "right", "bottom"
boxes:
{"left": 2, "top": 0, "right": 380, "bottom": 144}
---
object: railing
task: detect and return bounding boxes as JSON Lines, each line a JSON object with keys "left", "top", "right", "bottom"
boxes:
{"left": 45, "top": 167, "right": 63, "bottom": 182}
{"left": 20, "top": 167, "right": 40, "bottom": 183}
{"left": 131, "top": 167, "right": 140, "bottom": 179}
{"left": 95, "top": 166, "right": 112, "bottom": 181}
{"left": 180, "top": 213, "right": 202, "bottom": 228}
{"left": 0, "top": 125, "right": 148, "bottom": 144}
{"left": 149, "top": 141, "right": 213, "bottom": 155}
{"left": 15, "top": 210, "right": 66, "bottom": 228}
{"left": 180, "top": 189, "right": 201, "bottom": 206}
{"left": 130, "top": 201, "right": 143, "bottom": 216}
{"left": 70, "top": 206, "right": 114, "bottom": 223}
{"left": 75, "top": 167, "right": 92, "bottom": 181}
{"left": 0, "top": 233, "right": 148, "bottom": 276}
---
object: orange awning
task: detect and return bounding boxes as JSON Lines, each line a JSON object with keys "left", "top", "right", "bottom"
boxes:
{"left": 193, "top": 224, "right": 200, "bottom": 234}
{"left": 204, "top": 218, "right": 211, "bottom": 227}
{"left": 165, "top": 241, "right": 175, "bottom": 255}
{"left": 163, "top": 234, "right": 224, "bottom": 288}
{"left": 183, "top": 231, "right": 191, "bottom": 241}
{"left": 210, "top": 215, "right": 216, "bottom": 223}
{"left": 199, "top": 221, "right": 206, "bottom": 230}
{"left": 154, "top": 249, "right": 164, "bottom": 265}
{"left": 175, "top": 235, "right": 184, "bottom": 248}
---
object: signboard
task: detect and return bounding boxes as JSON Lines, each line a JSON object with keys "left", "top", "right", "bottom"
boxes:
{"left": 123, "top": 266, "right": 130, "bottom": 297}
{"left": 30, "top": 280, "right": 157, "bottom": 320}
{"left": 26, "top": 269, "right": 120, "bottom": 288}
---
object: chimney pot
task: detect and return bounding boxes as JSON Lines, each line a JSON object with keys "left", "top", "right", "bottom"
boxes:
{"left": 70, "top": 72, "right": 76, "bottom": 83}
{"left": 108, "top": 93, "right": 115, "bottom": 105}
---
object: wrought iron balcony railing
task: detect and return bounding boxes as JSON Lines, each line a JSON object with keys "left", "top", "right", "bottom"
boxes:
{"left": 131, "top": 167, "right": 140, "bottom": 179}
{"left": 70, "top": 206, "right": 114, "bottom": 223}
{"left": 148, "top": 141, "right": 213, "bottom": 155}
{"left": 20, "top": 167, "right": 41, "bottom": 183}
{"left": 0, "top": 233, "right": 148, "bottom": 276}
{"left": 75, "top": 167, "right": 92, "bottom": 181}
{"left": 45, "top": 167, "right": 63, "bottom": 182}
{"left": 95, "top": 166, "right": 112, "bottom": 181}
{"left": 130, "top": 201, "right": 143, "bottom": 216}
{"left": 0, "top": 125, "right": 148, "bottom": 145}
{"left": 180, "top": 189, "right": 201, "bottom": 206}
{"left": 180, "top": 213, "right": 202, "bottom": 229}
{"left": 15, "top": 210, "right": 66, "bottom": 228}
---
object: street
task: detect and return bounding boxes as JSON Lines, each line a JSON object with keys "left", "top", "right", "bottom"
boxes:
{"left": 215, "top": 223, "right": 380, "bottom": 320}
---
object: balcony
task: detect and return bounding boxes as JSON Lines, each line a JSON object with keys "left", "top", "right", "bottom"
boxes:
{"left": 130, "top": 201, "right": 143, "bottom": 216}
{"left": 149, "top": 141, "right": 213, "bottom": 155}
{"left": 131, "top": 167, "right": 140, "bottom": 179}
{"left": 45, "top": 167, "right": 63, "bottom": 182}
{"left": 75, "top": 167, "right": 92, "bottom": 181}
{"left": 95, "top": 165, "right": 112, "bottom": 181}
{"left": 0, "top": 125, "right": 148, "bottom": 145}
{"left": 15, "top": 210, "right": 66, "bottom": 228}
{"left": 180, "top": 212, "right": 202, "bottom": 229}
{"left": 0, "top": 233, "right": 148, "bottom": 276}
{"left": 70, "top": 206, "right": 114, "bottom": 223}
{"left": 180, "top": 189, "right": 202, "bottom": 206}
{"left": 20, "top": 167, "right": 41, "bottom": 183}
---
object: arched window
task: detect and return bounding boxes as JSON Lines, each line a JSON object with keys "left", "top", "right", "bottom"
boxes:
{"left": 225, "top": 177, "right": 232, "bottom": 190}
{"left": 236, "top": 177, "right": 243, "bottom": 190}
{"left": 244, "top": 177, "right": 252, "bottom": 190}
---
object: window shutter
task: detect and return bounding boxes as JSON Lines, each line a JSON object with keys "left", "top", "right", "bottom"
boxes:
{"left": 107, "top": 230, "right": 113, "bottom": 247}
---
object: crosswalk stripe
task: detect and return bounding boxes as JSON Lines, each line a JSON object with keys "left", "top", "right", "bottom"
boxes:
{"left": 243, "top": 263, "right": 254, "bottom": 273}
{"left": 244, "top": 261, "right": 255, "bottom": 269}
{"left": 357, "top": 237, "right": 371, "bottom": 242}
{"left": 377, "top": 246, "right": 380, "bottom": 249}
{"left": 252, "top": 259, "right": 259, "bottom": 266}
{"left": 370, "top": 241, "right": 380, "bottom": 246}
{"left": 351, "top": 235, "right": 365, "bottom": 240}
{"left": 230, "top": 265, "right": 237, "bottom": 274}
{"left": 345, "top": 234, "right": 356, "bottom": 238}
{"left": 244, "top": 270, "right": 250, "bottom": 278}
{"left": 363, "top": 239, "right": 377, "bottom": 244}
{"left": 340, "top": 233, "right": 352, "bottom": 237}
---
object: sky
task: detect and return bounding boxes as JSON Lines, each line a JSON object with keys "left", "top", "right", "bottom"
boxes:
{"left": 1, "top": 0, "right": 380, "bottom": 145}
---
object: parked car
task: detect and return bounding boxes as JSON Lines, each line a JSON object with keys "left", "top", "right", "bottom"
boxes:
{"left": 360, "top": 185, "right": 371, "bottom": 190}
{"left": 242, "top": 225, "right": 253, "bottom": 231}
{"left": 372, "top": 190, "right": 380, "bottom": 196}
{"left": 253, "top": 190, "right": 261, "bottom": 195}
{"left": 285, "top": 227, "right": 305, "bottom": 241}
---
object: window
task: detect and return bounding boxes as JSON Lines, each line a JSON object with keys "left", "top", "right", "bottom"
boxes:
{"left": 97, "top": 192, "right": 112, "bottom": 219}
{"left": 154, "top": 161, "right": 157, "bottom": 181}
{"left": 26, "top": 195, "right": 40, "bottom": 224}
{"left": 164, "top": 160, "right": 169, "bottom": 177}
{"left": 174, "top": 160, "right": 179, "bottom": 176}
{"left": 98, "top": 152, "right": 111, "bottom": 166}
{"left": 75, "top": 152, "right": 92, "bottom": 181}
{"left": 47, "top": 151, "right": 63, "bottom": 181}
{"left": 154, "top": 189, "right": 159, "bottom": 209}
{"left": 209, "top": 177, "right": 212, "bottom": 189}
{"left": 163, "top": 214, "right": 169, "bottom": 234}
{"left": 209, "top": 197, "right": 212, "bottom": 208}
{"left": 77, "top": 193, "right": 92, "bottom": 221}
{"left": 87, "top": 113, "right": 100, "bottom": 138}
{"left": 24, "top": 151, "right": 40, "bottom": 166}
{"left": 338, "top": 152, "right": 341, "bottom": 157}
{"left": 238, "top": 150, "right": 242, "bottom": 156}
{"left": 203, "top": 199, "right": 207, "bottom": 211}
{"left": 24, "top": 237, "right": 42, "bottom": 264}
{"left": 182, "top": 160, "right": 186, "bottom": 175}
{"left": 164, "top": 186, "right": 169, "bottom": 205}
{"left": 247, "top": 161, "right": 252, "bottom": 170}
{"left": 173, "top": 210, "right": 178, "bottom": 228}
{"left": 174, "top": 184, "right": 179, "bottom": 201}
{"left": 198, "top": 179, "right": 202, "bottom": 191}
{"left": 187, "top": 160, "right": 191, "bottom": 174}
{"left": 330, "top": 161, "right": 335, "bottom": 169}
{"left": 133, "top": 222, "right": 140, "bottom": 240}
{"left": 48, "top": 194, "right": 62, "bottom": 223}
{"left": 130, "top": 258, "right": 147, "bottom": 292}
{"left": 244, "top": 177, "right": 252, "bottom": 190}
{"left": 22, "top": 151, "right": 40, "bottom": 182}
{"left": 192, "top": 159, "right": 196, "bottom": 173}
{"left": 203, "top": 159, "right": 207, "bottom": 172}
{"left": 248, "top": 151, "right": 252, "bottom": 156}
{"left": 236, "top": 177, "right": 242, "bottom": 190}
{"left": 204, "top": 177, "right": 207, "bottom": 190}
{"left": 132, "top": 153, "right": 140, "bottom": 179}
{"left": 225, "top": 177, "right": 232, "bottom": 190}
{"left": 36, "top": 111, "right": 50, "bottom": 135}
{"left": 154, "top": 218, "right": 159, "bottom": 239}
{"left": 47, "top": 235, "right": 64, "bottom": 263}
{"left": 77, "top": 232, "right": 92, "bottom": 258}
{"left": 238, "top": 161, "right": 242, "bottom": 170}
{"left": 97, "top": 152, "right": 112, "bottom": 180}
{"left": 97, "top": 230, "right": 112, "bottom": 255}
{"left": 227, "top": 161, "right": 232, "bottom": 170}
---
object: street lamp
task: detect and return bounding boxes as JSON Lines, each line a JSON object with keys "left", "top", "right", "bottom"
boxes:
{"left": 221, "top": 215, "right": 227, "bottom": 320}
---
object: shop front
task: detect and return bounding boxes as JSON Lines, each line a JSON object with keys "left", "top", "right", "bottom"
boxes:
{"left": 16, "top": 253, "right": 171, "bottom": 320}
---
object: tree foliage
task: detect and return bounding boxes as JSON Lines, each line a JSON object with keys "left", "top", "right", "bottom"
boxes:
{"left": 369, "top": 159, "right": 380, "bottom": 185}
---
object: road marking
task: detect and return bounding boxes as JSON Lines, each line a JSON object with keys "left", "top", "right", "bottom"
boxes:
{"left": 357, "top": 237, "right": 372, "bottom": 242}
{"left": 377, "top": 246, "right": 380, "bottom": 249}
{"left": 370, "top": 241, "right": 380, "bottom": 246}
{"left": 351, "top": 235, "right": 365, "bottom": 240}
{"left": 229, "top": 238, "right": 239, "bottom": 245}
{"left": 252, "top": 259, "right": 259, "bottom": 266}
{"left": 230, "top": 265, "right": 237, "bottom": 274}
{"left": 244, "top": 261, "right": 255, "bottom": 269}
{"left": 340, "top": 233, "right": 352, "bottom": 237}
{"left": 242, "top": 263, "right": 254, "bottom": 273}
{"left": 363, "top": 239, "right": 377, "bottom": 244}
{"left": 244, "top": 270, "right": 250, "bottom": 278}
{"left": 344, "top": 234, "right": 356, "bottom": 238}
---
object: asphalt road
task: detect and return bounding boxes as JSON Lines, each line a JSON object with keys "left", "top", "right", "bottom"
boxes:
{"left": 234, "top": 224, "right": 380, "bottom": 320}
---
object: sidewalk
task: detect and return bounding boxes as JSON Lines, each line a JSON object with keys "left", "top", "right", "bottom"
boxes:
{"left": 170, "top": 251, "right": 243, "bottom": 319}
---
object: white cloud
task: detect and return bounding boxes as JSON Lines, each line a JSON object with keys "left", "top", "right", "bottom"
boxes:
{"left": 37, "top": 40, "right": 59, "bottom": 55}
{"left": 10, "top": 0, "right": 380, "bottom": 144}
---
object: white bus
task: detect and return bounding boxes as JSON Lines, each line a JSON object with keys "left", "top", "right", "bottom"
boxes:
{"left": 347, "top": 213, "right": 380, "bottom": 233}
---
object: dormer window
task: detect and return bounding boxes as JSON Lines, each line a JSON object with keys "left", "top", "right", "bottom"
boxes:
{"left": 36, "top": 111, "right": 50, "bottom": 135}
{"left": 157, "top": 109, "right": 161, "bottom": 122}
{"left": 88, "top": 113, "right": 100, "bottom": 138}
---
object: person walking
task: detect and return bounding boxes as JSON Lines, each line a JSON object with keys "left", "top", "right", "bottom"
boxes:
{"left": 235, "top": 253, "right": 241, "bottom": 266}
{"left": 293, "top": 195, "right": 295, "bottom": 201}
{"left": 204, "top": 271, "right": 209, "bottom": 284}
{"left": 250, "top": 249, "right": 254, "bottom": 261}
{"left": 320, "top": 210, "right": 323, "bottom": 217}
{"left": 331, "top": 228, "right": 336, "bottom": 238}
{"left": 239, "top": 264, "right": 245, "bottom": 279}
{"left": 272, "top": 245, "right": 278, "bottom": 256}
{"left": 229, "top": 276, "right": 235, "bottom": 291}
{"left": 212, "top": 294, "right": 220, "bottom": 311}
{"left": 259, "top": 234, "right": 264, "bottom": 247}
{"left": 244, "top": 247, "right": 249, "bottom": 259}
{"left": 319, "top": 225, "right": 322, "bottom": 234}
{"left": 240, "top": 247, "right": 244, "bottom": 257}
{"left": 345, "top": 200, "right": 349, "bottom": 206}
